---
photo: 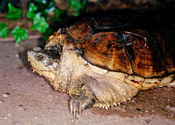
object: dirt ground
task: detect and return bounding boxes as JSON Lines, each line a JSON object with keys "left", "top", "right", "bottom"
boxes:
{"left": 0, "top": 38, "right": 175, "bottom": 125}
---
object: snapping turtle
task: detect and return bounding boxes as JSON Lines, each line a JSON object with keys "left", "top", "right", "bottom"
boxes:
{"left": 27, "top": 15, "right": 175, "bottom": 116}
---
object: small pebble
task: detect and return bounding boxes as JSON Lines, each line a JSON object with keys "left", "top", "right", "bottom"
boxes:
{"left": 16, "top": 54, "right": 19, "bottom": 58}
{"left": 3, "top": 117, "right": 7, "bottom": 120}
{"left": 136, "top": 108, "right": 141, "bottom": 111}
{"left": 3, "top": 93, "right": 10, "bottom": 98}
{"left": 7, "top": 113, "right": 12, "bottom": 117}
{"left": 145, "top": 119, "right": 151, "bottom": 123}
{"left": 18, "top": 104, "right": 23, "bottom": 107}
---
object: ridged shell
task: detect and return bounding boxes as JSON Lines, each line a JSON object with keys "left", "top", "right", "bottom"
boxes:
{"left": 65, "top": 16, "right": 175, "bottom": 78}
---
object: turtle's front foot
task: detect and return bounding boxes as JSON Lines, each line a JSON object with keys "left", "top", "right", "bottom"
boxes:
{"left": 69, "top": 85, "right": 95, "bottom": 117}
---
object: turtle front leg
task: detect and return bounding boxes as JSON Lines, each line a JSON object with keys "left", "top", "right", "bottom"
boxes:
{"left": 69, "top": 83, "right": 95, "bottom": 117}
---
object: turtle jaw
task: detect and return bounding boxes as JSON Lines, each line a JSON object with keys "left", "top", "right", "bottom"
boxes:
{"left": 27, "top": 48, "right": 59, "bottom": 82}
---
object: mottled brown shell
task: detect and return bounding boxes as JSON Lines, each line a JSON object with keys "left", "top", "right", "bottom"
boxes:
{"left": 48, "top": 15, "right": 175, "bottom": 78}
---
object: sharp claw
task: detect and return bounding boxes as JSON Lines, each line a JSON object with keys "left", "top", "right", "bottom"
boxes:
{"left": 79, "top": 102, "right": 81, "bottom": 115}
{"left": 69, "top": 96, "right": 89, "bottom": 117}
{"left": 70, "top": 100, "right": 73, "bottom": 114}
{"left": 73, "top": 106, "right": 76, "bottom": 117}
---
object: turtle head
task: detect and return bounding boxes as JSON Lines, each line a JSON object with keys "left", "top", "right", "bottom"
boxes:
{"left": 27, "top": 47, "right": 60, "bottom": 82}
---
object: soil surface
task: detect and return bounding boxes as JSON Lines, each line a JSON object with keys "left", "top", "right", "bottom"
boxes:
{"left": 0, "top": 39, "right": 175, "bottom": 125}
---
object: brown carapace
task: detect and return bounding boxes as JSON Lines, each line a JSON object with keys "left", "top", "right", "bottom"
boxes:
{"left": 65, "top": 17, "right": 175, "bottom": 78}
{"left": 28, "top": 14, "right": 175, "bottom": 117}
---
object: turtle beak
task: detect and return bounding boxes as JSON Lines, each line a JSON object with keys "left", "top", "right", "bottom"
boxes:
{"left": 27, "top": 50, "right": 36, "bottom": 62}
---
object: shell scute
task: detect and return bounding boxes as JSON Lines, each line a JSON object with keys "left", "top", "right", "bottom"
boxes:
{"left": 67, "top": 20, "right": 92, "bottom": 41}
{"left": 122, "top": 30, "right": 166, "bottom": 77}
{"left": 75, "top": 32, "right": 133, "bottom": 74}
{"left": 69, "top": 27, "right": 175, "bottom": 78}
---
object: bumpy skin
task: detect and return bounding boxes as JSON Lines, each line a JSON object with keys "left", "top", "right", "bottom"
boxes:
{"left": 28, "top": 14, "right": 175, "bottom": 117}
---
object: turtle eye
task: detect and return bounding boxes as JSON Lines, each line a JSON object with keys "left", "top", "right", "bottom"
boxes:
{"left": 36, "top": 53, "right": 45, "bottom": 61}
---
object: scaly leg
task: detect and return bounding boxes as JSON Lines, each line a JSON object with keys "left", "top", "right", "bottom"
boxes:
{"left": 69, "top": 83, "right": 95, "bottom": 117}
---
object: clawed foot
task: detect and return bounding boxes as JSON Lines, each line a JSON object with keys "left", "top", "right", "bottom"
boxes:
{"left": 68, "top": 79, "right": 95, "bottom": 117}
{"left": 69, "top": 96, "right": 86, "bottom": 117}
{"left": 69, "top": 95, "right": 94, "bottom": 117}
